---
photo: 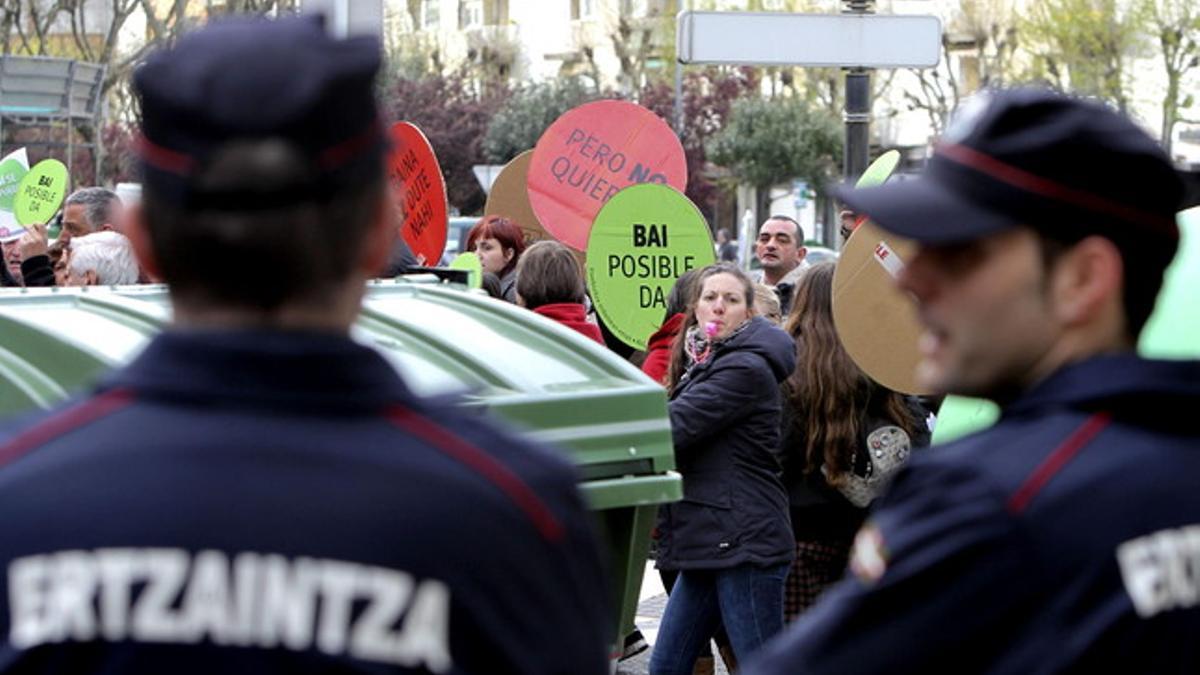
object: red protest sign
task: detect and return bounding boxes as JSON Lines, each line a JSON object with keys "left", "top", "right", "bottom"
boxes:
{"left": 527, "top": 100, "right": 687, "bottom": 251}
{"left": 388, "top": 122, "right": 448, "bottom": 266}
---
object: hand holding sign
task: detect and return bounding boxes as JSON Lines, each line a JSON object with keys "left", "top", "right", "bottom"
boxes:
{"left": 388, "top": 122, "right": 448, "bottom": 267}
{"left": 17, "top": 223, "right": 49, "bottom": 261}
{"left": 528, "top": 100, "right": 687, "bottom": 251}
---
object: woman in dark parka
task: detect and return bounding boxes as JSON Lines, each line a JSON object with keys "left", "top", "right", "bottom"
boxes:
{"left": 650, "top": 264, "right": 796, "bottom": 675}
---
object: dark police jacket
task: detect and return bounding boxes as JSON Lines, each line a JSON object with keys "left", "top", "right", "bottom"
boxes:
{"left": 656, "top": 316, "right": 796, "bottom": 571}
{"left": 746, "top": 354, "right": 1200, "bottom": 674}
{"left": 0, "top": 330, "right": 611, "bottom": 674}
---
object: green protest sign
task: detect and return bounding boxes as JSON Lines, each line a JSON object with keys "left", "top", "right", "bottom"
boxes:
{"left": 932, "top": 206, "right": 1200, "bottom": 445}
{"left": 586, "top": 183, "right": 715, "bottom": 350}
{"left": 14, "top": 159, "right": 68, "bottom": 226}
{"left": 929, "top": 396, "right": 1000, "bottom": 445}
{"left": 449, "top": 252, "right": 483, "bottom": 289}
{"left": 856, "top": 150, "right": 900, "bottom": 188}
{"left": 1140, "top": 206, "right": 1200, "bottom": 358}
{"left": 0, "top": 148, "right": 31, "bottom": 241}
{"left": 0, "top": 148, "right": 29, "bottom": 213}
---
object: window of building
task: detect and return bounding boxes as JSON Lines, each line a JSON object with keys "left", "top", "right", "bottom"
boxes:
{"left": 487, "top": 0, "right": 510, "bottom": 24}
{"left": 459, "top": 0, "right": 483, "bottom": 28}
{"left": 571, "top": 0, "right": 596, "bottom": 20}
{"left": 620, "top": 0, "right": 646, "bottom": 16}
{"left": 422, "top": 0, "right": 441, "bottom": 29}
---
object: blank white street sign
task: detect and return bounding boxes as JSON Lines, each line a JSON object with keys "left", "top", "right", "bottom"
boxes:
{"left": 677, "top": 11, "right": 942, "bottom": 69}
{"left": 302, "top": 0, "right": 382, "bottom": 38}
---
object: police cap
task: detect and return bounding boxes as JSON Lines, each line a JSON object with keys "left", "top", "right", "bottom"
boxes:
{"left": 835, "top": 88, "right": 1185, "bottom": 252}
{"left": 133, "top": 15, "right": 386, "bottom": 208}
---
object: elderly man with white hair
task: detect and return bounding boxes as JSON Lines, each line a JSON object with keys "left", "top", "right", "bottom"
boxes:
{"left": 63, "top": 231, "right": 139, "bottom": 286}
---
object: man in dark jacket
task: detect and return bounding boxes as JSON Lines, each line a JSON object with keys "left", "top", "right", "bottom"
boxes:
{"left": 745, "top": 89, "right": 1200, "bottom": 673}
{"left": 0, "top": 15, "right": 611, "bottom": 675}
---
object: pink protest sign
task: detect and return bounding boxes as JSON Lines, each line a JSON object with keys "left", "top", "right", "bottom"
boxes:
{"left": 388, "top": 122, "right": 448, "bottom": 266}
{"left": 527, "top": 100, "right": 687, "bottom": 251}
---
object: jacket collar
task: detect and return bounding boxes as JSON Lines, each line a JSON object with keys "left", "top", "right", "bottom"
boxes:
{"left": 103, "top": 328, "right": 414, "bottom": 410}
{"left": 1004, "top": 353, "right": 1200, "bottom": 416}
{"left": 532, "top": 302, "right": 587, "bottom": 323}
{"left": 676, "top": 316, "right": 795, "bottom": 386}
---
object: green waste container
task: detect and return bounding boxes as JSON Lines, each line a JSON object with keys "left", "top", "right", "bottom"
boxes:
{"left": 0, "top": 279, "right": 682, "bottom": 657}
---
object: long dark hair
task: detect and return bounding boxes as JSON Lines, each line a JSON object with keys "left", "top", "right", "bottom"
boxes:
{"left": 665, "top": 263, "right": 755, "bottom": 391}
{"left": 782, "top": 261, "right": 917, "bottom": 485}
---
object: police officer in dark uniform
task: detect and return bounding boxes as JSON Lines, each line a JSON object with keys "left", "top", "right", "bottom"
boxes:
{"left": 745, "top": 88, "right": 1200, "bottom": 673}
{"left": 0, "top": 16, "right": 610, "bottom": 674}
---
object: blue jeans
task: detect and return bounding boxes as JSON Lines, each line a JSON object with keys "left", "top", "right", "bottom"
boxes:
{"left": 649, "top": 563, "right": 789, "bottom": 675}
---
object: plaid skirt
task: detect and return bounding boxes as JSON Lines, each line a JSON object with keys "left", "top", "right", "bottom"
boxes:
{"left": 784, "top": 539, "right": 853, "bottom": 623}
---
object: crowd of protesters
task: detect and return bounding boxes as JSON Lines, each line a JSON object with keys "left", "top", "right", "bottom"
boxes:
{"left": 0, "top": 170, "right": 931, "bottom": 672}
{"left": 0, "top": 18, "right": 1196, "bottom": 672}
{"left": 1, "top": 187, "right": 141, "bottom": 288}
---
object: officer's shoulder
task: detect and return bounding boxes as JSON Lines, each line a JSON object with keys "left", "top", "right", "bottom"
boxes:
{"left": 399, "top": 396, "right": 582, "bottom": 497}
{"left": 0, "top": 394, "right": 98, "bottom": 457}
{"left": 904, "top": 411, "right": 1093, "bottom": 499}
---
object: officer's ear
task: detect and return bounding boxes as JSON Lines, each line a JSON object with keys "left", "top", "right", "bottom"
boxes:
{"left": 359, "top": 186, "right": 394, "bottom": 275}
{"left": 1048, "top": 235, "right": 1125, "bottom": 339}
{"left": 125, "top": 203, "right": 163, "bottom": 282}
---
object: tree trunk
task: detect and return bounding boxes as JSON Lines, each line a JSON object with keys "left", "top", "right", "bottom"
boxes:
{"left": 1161, "top": 63, "right": 1180, "bottom": 156}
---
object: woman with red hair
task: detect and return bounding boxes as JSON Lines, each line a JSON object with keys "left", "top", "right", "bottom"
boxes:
{"left": 465, "top": 215, "right": 526, "bottom": 303}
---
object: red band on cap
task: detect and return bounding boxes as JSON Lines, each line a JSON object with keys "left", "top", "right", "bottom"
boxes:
{"left": 937, "top": 143, "right": 1177, "bottom": 236}
{"left": 136, "top": 135, "right": 195, "bottom": 175}
{"left": 137, "top": 123, "right": 380, "bottom": 178}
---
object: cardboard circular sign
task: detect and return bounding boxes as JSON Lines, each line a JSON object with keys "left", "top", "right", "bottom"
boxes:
{"left": 832, "top": 151, "right": 930, "bottom": 395}
{"left": 930, "top": 207, "right": 1200, "bottom": 445}
{"left": 449, "top": 251, "right": 483, "bottom": 289}
{"left": 528, "top": 100, "right": 687, "bottom": 251}
{"left": 388, "top": 122, "right": 448, "bottom": 267}
{"left": 485, "top": 150, "right": 549, "bottom": 245}
{"left": 586, "top": 183, "right": 714, "bottom": 350}
{"left": 486, "top": 150, "right": 588, "bottom": 278}
{"left": 14, "top": 159, "right": 67, "bottom": 227}
{"left": 832, "top": 220, "right": 930, "bottom": 395}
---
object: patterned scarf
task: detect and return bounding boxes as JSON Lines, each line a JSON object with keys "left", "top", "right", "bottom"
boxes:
{"left": 684, "top": 318, "right": 752, "bottom": 370}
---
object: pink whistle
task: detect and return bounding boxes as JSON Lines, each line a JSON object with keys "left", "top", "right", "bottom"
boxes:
{"left": 704, "top": 322, "right": 719, "bottom": 337}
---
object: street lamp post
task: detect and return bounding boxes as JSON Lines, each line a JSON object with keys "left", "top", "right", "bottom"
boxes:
{"left": 842, "top": 0, "right": 874, "bottom": 188}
